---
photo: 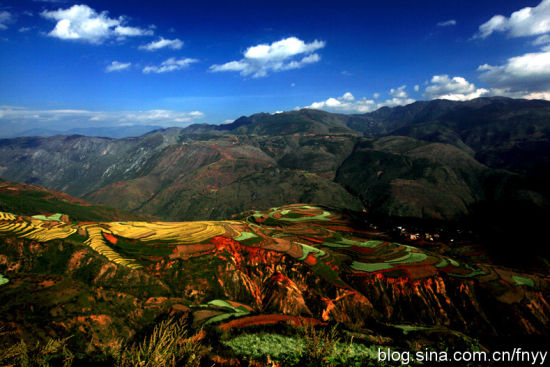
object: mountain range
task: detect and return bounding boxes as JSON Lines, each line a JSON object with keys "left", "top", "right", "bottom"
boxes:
{"left": 4, "top": 125, "right": 163, "bottom": 139}
{"left": 0, "top": 97, "right": 549, "bottom": 258}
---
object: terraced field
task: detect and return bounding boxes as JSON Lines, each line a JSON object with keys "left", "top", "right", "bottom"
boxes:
{"left": 1, "top": 205, "right": 546, "bottom": 312}
{"left": 0, "top": 204, "right": 548, "bottom": 364}
{"left": 0, "top": 205, "right": 492, "bottom": 281}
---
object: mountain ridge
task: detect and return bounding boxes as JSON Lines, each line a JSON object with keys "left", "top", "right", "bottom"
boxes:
{"left": 0, "top": 97, "right": 549, "bottom": 260}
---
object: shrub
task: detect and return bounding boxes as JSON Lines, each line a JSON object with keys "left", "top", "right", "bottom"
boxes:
{"left": 115, "top": 318, "right": 201, "bottom": 367}
{"left": 300, "top": 324, "right": 340, "bottom": 365}
{"left": 0, "top": 337, "right": 74, "bottom": 367}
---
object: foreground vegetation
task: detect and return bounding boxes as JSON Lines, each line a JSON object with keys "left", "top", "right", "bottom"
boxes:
{"left": 0, "top": 321, "right": 412, "bottom": 367}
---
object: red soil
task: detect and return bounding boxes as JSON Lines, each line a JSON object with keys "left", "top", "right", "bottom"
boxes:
{"left": 218, "top": 314, "right": 325, "bottom": 330}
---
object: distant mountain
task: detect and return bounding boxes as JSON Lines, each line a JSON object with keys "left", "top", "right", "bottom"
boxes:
{"left": 0, "top": 98, "right": 549, "bottom": 248}
{"left": 8, "top": 125, "right": 162, "bottom": 139}
{"left": 83, "top": 136, "right": 364, "bottom": 220}
{"left": 219, "top": 109, "right": 358, "bottom": 135}
{"left": 335, "top": 136, "right": 489, "bottom": 220}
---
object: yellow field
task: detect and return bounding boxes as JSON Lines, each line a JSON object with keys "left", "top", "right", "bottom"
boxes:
{"left": 0, "top": 220, "right": 75, "bottom": 241}
{"left": 106, "top": 221, "right": 231, "bottom": 244}
{"left": 0, "top": 212, "right": 16, "bottom": 221}
{"left": 0, "top": 214, "right": 245, "bottom": 270}
{"left": 82, "top": 225, "right": 142, "bottom": 270}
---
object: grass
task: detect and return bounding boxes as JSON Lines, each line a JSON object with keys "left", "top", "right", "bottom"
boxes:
{"left": 0, "top": 273, "right": 8, "bottom": 286}
{"left": 222, "top": 325, "right": 394, "bottom": 366}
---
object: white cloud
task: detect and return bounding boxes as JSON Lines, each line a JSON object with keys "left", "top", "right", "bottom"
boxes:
{"left": 210, "top": 36, "right": 325, "bottom": 78}
{"left": 382, "top": 85, "right": 416, "bottom": 106}
{"left": 472, "top": 0, "right": 550, "bottom": 100}
{"left": 0, "top": 106, "right": 205, "bottom": 133}
{"left": 389, "top": 85, "right": 407, "bottom": 98}
{"left": 437, "top": 19, "right": 456, "bottom": 27}
{"left": 414, "top": 85, "right": 420, "bottom": 92}
{"left": 307, "top": 92, "right": 377, "bottom": 113}
{"left": 423, "top": 75, "right": 489, "bottom": 101}
{"left": 142, "top": 57, "right": 198, "bottom": 74}
{"left": 475, "top": 0, "right": 550, "bottom": 39}
{"left": 0, "top": 11, "right": 12, "bottom": 30}
{"left": 105, "top": 61, "right": 131, "bottom": 72}
{"left": 19, "top": 27, "right": 32, "bottom": 32}
{"left": 41, "top": 4, "right": 153, "bottom": 44}
{"left": 523, "top": 91, "right": 550, "bottom": 100}
{"left": 139, "top": 37, "right": 183, "bottom": 51}
{"left": 373, "top": 93, "right": 380, "bottom": 99}
{"left": 121, "top": 110, "right": 204, "bottom": 123}
{"left": 305, "top": 87, "right": 415, "bottom": 114}
{"left": 477, "top": 51, "right": 550, "bottom": 99}
{"left": 533, "top": 34, "right": 550, "bottom": 45}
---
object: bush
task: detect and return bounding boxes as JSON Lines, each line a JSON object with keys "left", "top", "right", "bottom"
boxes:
{"left": 300, "top": 325, "right": 340, "bottom": 365}
{"left": 0, "top": 337, "right": 74, "bottom": 367}
{"left": 115, "top": 318, "right": 202, "bottom": 367}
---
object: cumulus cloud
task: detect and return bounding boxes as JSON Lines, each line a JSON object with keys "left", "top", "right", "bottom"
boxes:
{"left": 307, "top": 92, "right": 377, "bottom": 113}
{"left": 306, "top": 87, "right": 415, "bottom": 114}
{"left": 437, "top": 19, "right": 456, "bottom": 27}
{"left": 0, "top": 106, "right": 205, "bottom": 133}
{"left": 41, "top": 4, "right": 153, "bottom": 44}
{"left": 210, "top": 36, "right": 325, "bottom": 78}
{"left": 142, "top": 57, "right": 198, "bottom": 74}
{"left": 477, "top": 51, "right": 550, "bottom": 99}
{"left": 423, "top": 75, "right": 489, "bottom": 101}
{"left": 105, "top": 61, "right": 131, "bottom": 72}
{"left": 139, "top": 37, "right": 183, "bottom": 51}
{"left": 0, "top": 11, "right": 12, "bottom": 30}
{"left": 382, "top": 85, "right": 416, "bottom": 106}
{"left": 389, "top": 85, "right": 407, "bottom": 98}
{"left": 475, "top": 0, "right": 550, "bottom": 39}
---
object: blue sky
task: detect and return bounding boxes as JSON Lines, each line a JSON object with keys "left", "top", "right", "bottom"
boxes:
{"left": 1, "top": 0, "right": 550, "bottom": 135}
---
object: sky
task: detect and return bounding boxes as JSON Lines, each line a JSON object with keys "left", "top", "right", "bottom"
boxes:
{"left": 1, "top": 0, "right": 550, "bottom": 135}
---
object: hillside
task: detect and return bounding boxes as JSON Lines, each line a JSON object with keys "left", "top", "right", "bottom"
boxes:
{"left": 1, "top": 204, "right": 548, "bottom": 365}
{"left": 0, "top": 178, "right": 146, "bottom": 222}
{"left": 0, "top": 98, "right": 549, "bottom": 253}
